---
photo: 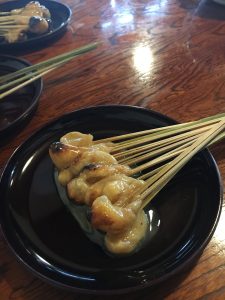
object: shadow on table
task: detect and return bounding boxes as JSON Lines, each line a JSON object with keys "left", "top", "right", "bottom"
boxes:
{"left": 179, "top": 0, "right": 225, "bottom": 20}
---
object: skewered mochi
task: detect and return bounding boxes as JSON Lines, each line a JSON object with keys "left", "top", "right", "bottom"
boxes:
{"left": 11, "top": 1, "right": 51, "bottom": 18}
{"left": 0, "top": 1, "right": 51, "bottom": 43}
{"left": 49, "top": 132, "right": 148, "bottom": 255}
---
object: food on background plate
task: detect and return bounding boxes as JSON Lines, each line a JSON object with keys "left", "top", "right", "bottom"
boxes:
{"left": 0, "top": 1, "right": 51, "bottom": 43}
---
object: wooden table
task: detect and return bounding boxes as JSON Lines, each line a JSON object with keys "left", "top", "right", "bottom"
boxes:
{"left": 1, "top": 0, "right": 225, "bottom": 299}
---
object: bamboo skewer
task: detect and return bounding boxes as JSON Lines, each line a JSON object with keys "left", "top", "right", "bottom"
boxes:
{"left": 138, "top": 164, "right": 166, "bottom": 180}
{"left": 0, "top": 54, "right": 76, "bottom": 93}
{"left": 0, "top": 42, "right": 98, "bottom": 85}
{"left": 108, "top": 121, "right": 223, "bottom": 173}
{"left": 0, "top": 66, "right": 55, "bottom": 99}
{"left": 0, "top": 42, "right": 99, "bottom": 100}
{"left": 0, "top": 12, "right": 10, "bottom": 16}
{"left": 129, "top": 143, "right": 190, "bottom": 175}
{"left": 97, "top": 113, "right": 225, "bottom": 145}
{"left": 110, "top": 120, "right": 219, "bottom": 151}
{"left": 0, "top": 16, "right": 16, "bottom": 20}
{"left": 120, "top": 134, "right": 201, "bottom": 167}
{"left": 0, "top": 21, "right": 17, "bottom": 25}
{"left": 102, "top": 116, "right": 225, "bottom": 169}
{"left": 0, "top": 25, "right": 26, "bottom": 28}
{"left": 137, "top": 128, "right": 225, "bottom": 181}
{"left": 140, "top": 119, "right": 225, "bottom": 209}
{"left": 94, "top": 114, "right": 225, "bottom": 210}
{"left": 115, "top": 125, "right": 213, "bottom": 163}
{"left": 0, "top": 15, "right": 26, "bottom": 21}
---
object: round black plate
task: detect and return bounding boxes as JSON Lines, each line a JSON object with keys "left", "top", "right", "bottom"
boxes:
{"left": 0, "top": 55, "right": 43, "bottom": 143}
{"left": 0, "top": 105, "right": 222, "bottom": 294}
{"left": 0, "top": 0, "right": 71, "bottom": 52}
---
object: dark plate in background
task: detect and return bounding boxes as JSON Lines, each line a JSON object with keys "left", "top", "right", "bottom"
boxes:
{"left": 0, "top": 0, "right": 71, "bottom": 52}
{"left": 0, "top": 55, "right": 43, "bottom": 143}
{"left": 0, "top": 105, "right": 223, "bottom": 294}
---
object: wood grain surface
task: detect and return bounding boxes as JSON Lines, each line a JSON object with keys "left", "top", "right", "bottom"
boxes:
{"left": 1, "top": 0, "right": 225, "bottom": 299}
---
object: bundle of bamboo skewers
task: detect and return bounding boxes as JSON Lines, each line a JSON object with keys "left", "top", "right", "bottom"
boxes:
{"left": 50, "top": 112, "right": 225, "bottom": 255}
{"left": 95, "top": 113, "right": 225, "bottom": 209}
{"left": 0, "top": 42, "right": 98, "bottom": 100}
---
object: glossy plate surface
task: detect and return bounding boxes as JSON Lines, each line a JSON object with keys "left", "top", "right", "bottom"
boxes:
{"left": 0, "top": 0, "right": 71, "bottom": 51}
{"left": 0, "top": 105, "right": 222, "bottom": 294}
{"left": 0, "top": 55, "right": 43, "bottom": 142}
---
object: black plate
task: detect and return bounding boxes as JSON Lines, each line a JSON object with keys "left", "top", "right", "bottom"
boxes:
{"left": 0, "top": 105, "right": 223, "bottom": 294}
{"left": 0, "top": 0, "right": 71, "bottom": 52}
{"left": 0, "top": 55, "right": 43, "bottom": 143}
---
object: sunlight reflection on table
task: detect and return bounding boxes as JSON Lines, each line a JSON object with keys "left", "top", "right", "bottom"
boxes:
{"left": 133, "top": 44, "right": 154, "bottom": 78}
